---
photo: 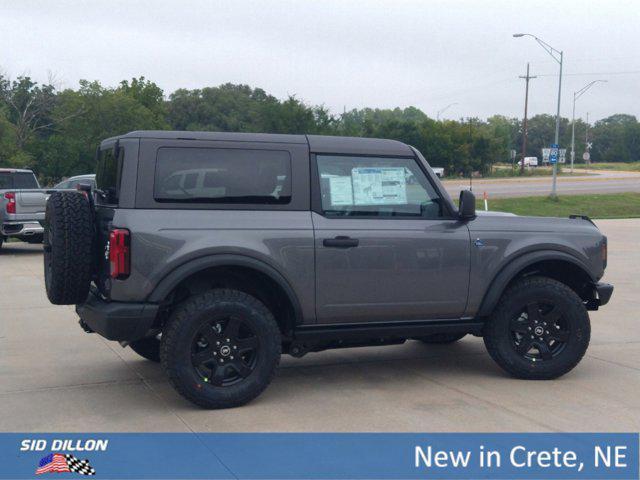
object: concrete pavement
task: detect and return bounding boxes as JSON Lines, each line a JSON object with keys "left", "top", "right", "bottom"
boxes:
{"left": 0, "top": 219, "right": 638, "bottom": 432}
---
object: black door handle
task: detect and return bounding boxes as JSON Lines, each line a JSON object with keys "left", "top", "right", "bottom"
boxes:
{"left": 323, "top": 236, "right": 359, "bottom": 248}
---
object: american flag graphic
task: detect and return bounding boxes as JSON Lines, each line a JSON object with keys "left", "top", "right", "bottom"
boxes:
{"left": 36, "top": 453, "right": 96, "bottom": 476}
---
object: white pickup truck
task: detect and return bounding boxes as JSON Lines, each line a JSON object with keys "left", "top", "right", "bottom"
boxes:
{"left": 0, "top": 168, "right": 52, "bottom": 249}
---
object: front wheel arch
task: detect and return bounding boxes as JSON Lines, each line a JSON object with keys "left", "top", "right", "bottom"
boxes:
{"left": 477, "top": 251, "right": 595, "bottom": 318}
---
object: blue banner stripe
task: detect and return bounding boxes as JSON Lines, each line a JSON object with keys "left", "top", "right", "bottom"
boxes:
{"left": 1, "top": 433, "right": 637, "bottom": 479}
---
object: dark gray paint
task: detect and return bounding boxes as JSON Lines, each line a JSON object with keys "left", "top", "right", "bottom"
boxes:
{"left": 465, "top": 215, "right": 605, "bottom": 316}
{"left": 108, "top": 209, "right": 316, "bottom": 321}
{"left": 312, "top": 212, "right": 470, "bottom": 323}
{"left": 95, "top": 130, "right": 608, "bottom": 329}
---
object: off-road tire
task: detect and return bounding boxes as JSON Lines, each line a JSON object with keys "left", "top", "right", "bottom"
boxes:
{"left": 415, "top": 333, "right": 466, "bottom": 344}
{"left": 44, "top": 191, "right": 95, "bottom": 305}
{"left": 483, "top": 276, "right": 590, "bottom": 380}
{"left": 160, "top": 289, "right": 281, "bottom": 409}
{"left": 129, "top": 336, "right": 161, "bottom": 362}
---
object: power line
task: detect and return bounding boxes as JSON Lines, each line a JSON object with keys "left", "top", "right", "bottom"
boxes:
{"left": 535, "top": 70, "right": 640, "bottom": 77}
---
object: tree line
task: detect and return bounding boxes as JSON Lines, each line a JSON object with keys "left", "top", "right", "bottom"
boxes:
{"left": 1, "top": 75, "right": 638, "bottom": 184}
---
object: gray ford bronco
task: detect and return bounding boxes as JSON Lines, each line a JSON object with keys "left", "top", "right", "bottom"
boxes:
{"left": 43, "top": 131, "right": 613, "bottom": 409}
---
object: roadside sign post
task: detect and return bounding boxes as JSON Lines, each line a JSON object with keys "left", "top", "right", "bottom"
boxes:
{"left": 542, "top": 148, "right": 551, "bottom": 164}
{"left": 549, "top": 144, "right": 559, "bottom": 165}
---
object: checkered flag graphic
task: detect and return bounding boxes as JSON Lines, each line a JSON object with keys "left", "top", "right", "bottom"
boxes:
{"left": 65, "top": 454, "right": 96, "bottom": 476}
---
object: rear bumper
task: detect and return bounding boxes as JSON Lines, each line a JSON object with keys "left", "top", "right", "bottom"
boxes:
{"left": 76, "top": 291, "right": 159, "bottom": 341}
{"left": 1, "top": 221, "right": 44, "bottom": 237}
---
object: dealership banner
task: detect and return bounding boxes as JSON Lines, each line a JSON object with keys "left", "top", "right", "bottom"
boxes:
{"left": 1, "top": 433, "right": 637, "bottom": 479}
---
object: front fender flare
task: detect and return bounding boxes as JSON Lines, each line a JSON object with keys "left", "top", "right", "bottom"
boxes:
{"left": 476, "top": 249, "right": 596, "bottom": 318}
{"left": 147, "top": 253, "right": 304, "bottom": 324}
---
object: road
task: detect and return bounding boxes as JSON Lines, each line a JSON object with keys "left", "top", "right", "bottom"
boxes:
{"left": 442, "top": 170, "right": 640, "bottom": 198}
{"left": 0, "top": 218, "right": 638, "bottom": 432}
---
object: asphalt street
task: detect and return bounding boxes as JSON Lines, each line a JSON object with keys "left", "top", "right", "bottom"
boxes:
{"left": 442, "top": 170, "right": 640, "bottom": 198}
{"left": 0, "top": 219, "right": 638, "bottom": 432}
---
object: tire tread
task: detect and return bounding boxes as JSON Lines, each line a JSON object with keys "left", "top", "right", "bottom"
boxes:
{"left": 484, "top": 276, "right": 590, "bottom": 380}
{"left": 160, "top": 289, "right": 281, "bottom": 409}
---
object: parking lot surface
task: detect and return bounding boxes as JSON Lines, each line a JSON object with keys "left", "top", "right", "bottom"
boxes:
{"left": 1, "top": 218, "right": 638, "bottom": 432}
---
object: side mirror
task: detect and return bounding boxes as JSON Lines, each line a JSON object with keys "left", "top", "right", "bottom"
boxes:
{"left": 458, "top": 190, "right": 476, "bottom": 220}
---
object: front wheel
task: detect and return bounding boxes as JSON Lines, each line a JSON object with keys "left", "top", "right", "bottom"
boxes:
{"left": 160, "top": 289, "right": 281, "bottom": 409}
{"left": 484, "top": 276, "right": 590, "bottom": 380}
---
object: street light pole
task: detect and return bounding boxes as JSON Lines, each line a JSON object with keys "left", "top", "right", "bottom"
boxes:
{"left": 553, "top": 50, "right": 563, "bottom": 196}
{"left": 436, "top": 103, "right": 458, "bottom": 121}
{"left": 513, "top": 33, "right": 563, "bottom": 197}
{"left": 570, "top": 80, "right": 607, "bottom": 173}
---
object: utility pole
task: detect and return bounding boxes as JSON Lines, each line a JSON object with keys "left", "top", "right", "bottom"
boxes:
{"left": 513, "top": 33, "right": 563, "bottom": 197}
{"left": 519, "top": 63, "right": 536, "bottom": 174}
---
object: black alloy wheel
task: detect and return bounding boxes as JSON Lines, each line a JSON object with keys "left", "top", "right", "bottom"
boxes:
{"left": 509, "top": 301, "right": 570, "bottom": 362}
{"left": 160, "top": 289, "right": 281, "bottom": 409}
{"left": 191, "top": 315, "right": 260, "bottom": 387}
{"left": 484, "top": 276, "right": 590, "bottom": 380}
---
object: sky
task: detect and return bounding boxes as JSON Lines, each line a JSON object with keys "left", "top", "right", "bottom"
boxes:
{"left": 1, "top": 0, "right": 638, "bottom": 122}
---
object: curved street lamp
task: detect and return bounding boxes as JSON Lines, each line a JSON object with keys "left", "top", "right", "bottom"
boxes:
{"left": 513, "top": 33, "right": 563, "bottom": 197}
{"left": 436, "top": 102, "right": 458, "bottom": 121}
{"left": 571, "top": 80, "right": 607, "bottom": 172}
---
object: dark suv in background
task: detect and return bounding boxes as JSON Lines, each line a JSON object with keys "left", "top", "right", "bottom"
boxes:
{"left": 43, "top": 131, "right": 613, "bottom": 408}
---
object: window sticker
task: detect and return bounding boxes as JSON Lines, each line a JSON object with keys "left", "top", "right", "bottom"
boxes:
{"left": 352, "top": 167, "right": 407, "bottom": 205}
{"left": 328, "top": 176, "right": 354, "bottom": 206}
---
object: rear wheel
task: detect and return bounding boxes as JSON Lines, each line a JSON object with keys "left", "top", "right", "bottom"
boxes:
{"left": 415, "top": 333, "right": 466, "bottom": 344}
{"left": 129, "top": 336, "right": 161, "bottom": 362}
{"left": 160, "top": 289, "right": 281, "bottom": 409}
{"left": 484, "top": 276, "right": 590, "bottom": 379}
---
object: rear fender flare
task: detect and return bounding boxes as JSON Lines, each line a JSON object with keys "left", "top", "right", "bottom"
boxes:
{"left": 148, "top": 254, "right": 304, "bottom": 324}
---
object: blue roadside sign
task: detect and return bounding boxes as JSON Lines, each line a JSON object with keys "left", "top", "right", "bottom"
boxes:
{"left": 549, "top": 143, "right": 559, "bottom": 164}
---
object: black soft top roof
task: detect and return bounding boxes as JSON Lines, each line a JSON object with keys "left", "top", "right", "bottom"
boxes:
{"left": 104, "top": 131, "right": 413, "bottom": 157}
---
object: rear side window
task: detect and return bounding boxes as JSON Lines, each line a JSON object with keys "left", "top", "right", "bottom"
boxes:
{"left": 95, "top": 147, "right": 123, "bottom": 204}
{"left": 154, "top": 147, "right": 291, "bottom": 204}
{"left": 0, "top": 172, "right": 39, "bottom": 189}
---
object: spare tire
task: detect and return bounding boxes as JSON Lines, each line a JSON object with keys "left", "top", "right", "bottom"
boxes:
{"left": 44, "top": 191, "right": 95, "bottom": 305}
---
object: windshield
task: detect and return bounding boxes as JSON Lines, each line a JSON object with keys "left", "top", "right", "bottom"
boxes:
{"left": 0, "top": 172, "right": 40, "bottom": 189}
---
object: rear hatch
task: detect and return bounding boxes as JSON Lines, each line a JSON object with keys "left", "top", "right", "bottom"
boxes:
{"left": 93, "top": 144, "right": 125, "bottom": 298}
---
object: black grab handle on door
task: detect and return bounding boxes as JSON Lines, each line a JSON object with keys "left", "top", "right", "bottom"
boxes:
{"left": 323, "top": 236, "right": 359, "bottom": 248}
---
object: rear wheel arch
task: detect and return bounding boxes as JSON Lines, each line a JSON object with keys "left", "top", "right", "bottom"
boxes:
{"left": 477, "top": 250, "right": 595, "bottom": 318}
{"left": 149, "top": 254, "right": 303, "bottom": 335}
